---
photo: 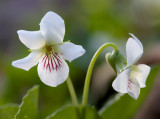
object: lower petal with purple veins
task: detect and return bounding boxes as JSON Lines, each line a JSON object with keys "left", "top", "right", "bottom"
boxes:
{"left": 128, "top": 78, "right": 140, "bottom": 100}
{"left": 38, "top": 53, "right": 69, "bottom": 87}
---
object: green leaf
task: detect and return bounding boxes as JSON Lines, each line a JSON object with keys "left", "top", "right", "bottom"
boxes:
{"left": 0, "top": 103, "right": 19, "bottom": 119}
{"left": 15, "top": 85, "right": 39, "bottom": 119}
{"left": 99, "top": 66, "right": 160, "bottom": 119}
{"left": 83, "top": 106, "right": 102, "bottom": 119}
{"left": 46, "top": 105, "right": 102, "bottom": 119}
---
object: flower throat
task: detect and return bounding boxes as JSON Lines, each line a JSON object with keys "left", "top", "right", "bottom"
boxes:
{"left": 42, "top": 46, "right": 62, "bottom": 72}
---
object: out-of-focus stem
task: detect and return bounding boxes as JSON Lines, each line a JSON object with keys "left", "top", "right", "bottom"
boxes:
{"left": 66, "top": 76, "right": 78, "bottom": 106}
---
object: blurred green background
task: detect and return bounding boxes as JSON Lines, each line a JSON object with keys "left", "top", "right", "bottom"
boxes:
{"left": 0, "top": 0, "right": 160, "bottom": 118}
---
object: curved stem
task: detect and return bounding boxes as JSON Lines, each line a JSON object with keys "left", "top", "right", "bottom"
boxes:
{"left": 82, "top": 43, "right": 118, "bottom": 106}
{"left": 66, "top": 76, "right": 79, "bottom": 106}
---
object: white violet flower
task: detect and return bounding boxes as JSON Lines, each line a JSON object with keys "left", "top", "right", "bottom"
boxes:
{"left": 12, "top": 11, "right": 85, "bottom": 87}
{"left": 112, "top": 33, "right": 151, "bottom": 99}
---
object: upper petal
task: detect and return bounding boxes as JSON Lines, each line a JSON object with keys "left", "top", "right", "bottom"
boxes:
{"left": 126, "top": 36, "right": 143, "bottom": 67}
{"left": 130, "top": 64, "right": 151, "bottom": 88}
{"left": 12, "top": 50, "right": 43, "bottom": 71}
{"left": 58, "top": 42, "right": 85, "bottom": 62}
{"left": 37, "top": 53, "right": 69, "bottom": 87}
{"left": 129, "top": 33, "right": 143, "bottom": 50}
{"left": 17, "top": 30, "right": 46, "bottom": 50}
{"left": 112, "top": 68, "right": 132, "bottom": 93}
{"left": 40, "top": 11, "right": 65, "bottom": 45}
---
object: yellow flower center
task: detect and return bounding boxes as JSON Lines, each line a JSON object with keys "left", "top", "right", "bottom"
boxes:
{"left": 46, "top": 46, "right": 52, "bottom": 53}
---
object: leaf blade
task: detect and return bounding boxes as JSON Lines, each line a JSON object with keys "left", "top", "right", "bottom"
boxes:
{"left": 46, "top": 105, "right": 101, "bottom": 119}
{"left": 15, "top": 85, "right": 39, "bottom": 119}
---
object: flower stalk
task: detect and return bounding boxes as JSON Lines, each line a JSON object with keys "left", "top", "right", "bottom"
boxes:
{"left": 82, "top": 43, "right": 118, "bottom": 106}
{"left": 66, "top": 76, "right": 79, "bottom": 106}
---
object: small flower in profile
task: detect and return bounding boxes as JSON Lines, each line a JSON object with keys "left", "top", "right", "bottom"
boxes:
{"left": 112, "top": 34, "right": 151, "bottom": 99}
{"left": 12, "top": 11, "right": 85, "bottom": 87}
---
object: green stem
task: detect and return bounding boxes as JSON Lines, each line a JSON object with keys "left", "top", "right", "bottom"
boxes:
{"left": 66, "top": 76, "right": 79, "bottom": 106}
{"left": 82, "top": 43, "right": 118, "bottom": 106}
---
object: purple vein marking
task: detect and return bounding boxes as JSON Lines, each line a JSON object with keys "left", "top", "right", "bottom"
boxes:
{"left": 41, "top": 53, "right": 63, "bottom": 72}
{"left": 128, "top": 79, "right": 133, "bottom": 90}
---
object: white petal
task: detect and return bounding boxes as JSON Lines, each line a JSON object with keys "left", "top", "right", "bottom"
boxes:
{"left": 126, "top": 38, "right": 143, "bottom": 67}
{"left": 130, "top": 64, "right": 151, "bottom": 88}
{"left": 40, "top": 11, "right": 65, "bottom": 45}
{"left": 128, "top": 78, "right": 140, "bottom": 100}
{"left": 129, "top": 33, "right": 143, "bottom": 50}
{"left": 37, "top": 54, "right": 69, "bottom": 87}
{"left": 58, "top": 42, "right": 85, "bottom": 62}
{"left": 112, "top": 68, "right": 132, "bottom": 93}
{"left": 12, "top": 50, "right": 43, "bottom": 71}
{"left": 17, "top": 30, "right": 46, "bottom": 50}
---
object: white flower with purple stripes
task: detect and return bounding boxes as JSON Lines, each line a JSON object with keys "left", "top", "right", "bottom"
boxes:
{"left": 12, "top": 11, "right": 85, "bottom": 87}
{"left": 112, "top": 34, "right": 150, "bottom": 99}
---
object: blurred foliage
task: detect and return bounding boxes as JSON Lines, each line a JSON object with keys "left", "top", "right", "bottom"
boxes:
{"left": 0, "top": 0, "right": 160, "bottom": 118}
{"left": 0, "top": 104, "right": 19, "bottom": 119}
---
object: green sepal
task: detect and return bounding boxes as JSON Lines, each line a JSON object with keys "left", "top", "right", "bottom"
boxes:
{"left": 105, "top": 52, "right": 117, "bottom": 73}
{"left": 105, "top": 50, "right": 127, "bottom": 74}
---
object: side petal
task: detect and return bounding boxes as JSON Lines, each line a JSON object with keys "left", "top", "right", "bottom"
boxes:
{"left": 12, "top": 50, "right": 43, "bottom": 71}
{"left": 58, "top": 42, "right": 85, "bottom": 62}
{"left": 37, "top": 54, "right": 69, "bottom": 87}
{"left": 40, "top": 11, "right": 65, "bottom": 45}
{"left": 126, "top": 37, "right": 143, "bottom": 67}
{"left": 128, "top": 78, "right": 140, "bottom": 100}
{"left": 130, "top": 64, "right": 151, "bottom": 88}
{"left": 17, "top": 30, "right": 46, "bottom": 50}
{"left": 112, "top": 68, "right": 132, "bottom": 93}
